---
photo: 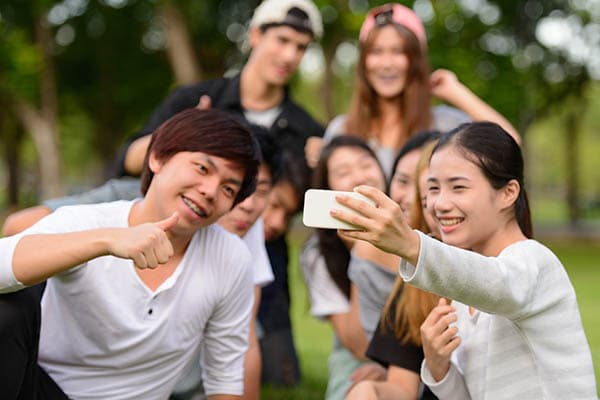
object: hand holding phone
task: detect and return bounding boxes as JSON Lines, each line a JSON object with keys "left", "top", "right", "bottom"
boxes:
{"left": 302, "top": 189, "right": 374, "bottom": 230}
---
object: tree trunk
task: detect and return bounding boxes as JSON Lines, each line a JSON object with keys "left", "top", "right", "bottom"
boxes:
{"left": 564, "top": 109, "right": 581, "bottom": 227}
{"left": 159, "top": 3, "right": 202, "bottom": 84}
{"left": 320, "top": 43, "right": 337, "bottom": 122}
{"left": 13, "top": 98, "right": 62, "bottom": 199}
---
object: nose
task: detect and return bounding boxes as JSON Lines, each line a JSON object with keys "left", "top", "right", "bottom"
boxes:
{"left": 237, "top": 194, "right": 256, "bottom": 213}
{"left": 281, "top": 43, "right": 300, "bottom": 64}
{"left": 198, "top": 175, "right": 219, "bottom": 201}
{"left": 431, "top": 188, "right": 452, "bottom": 214}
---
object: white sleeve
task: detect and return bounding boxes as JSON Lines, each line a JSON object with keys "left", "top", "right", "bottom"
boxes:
{"left": 300, "top": 237, "right": 351, "bottom": 318}
{"left": 400, "top": 231, "right": 542, "bottom": 320}
{"left": 0, "top": 234, "right": 26, "bottom": 293}
{"left": 0, "top": 206, "right": 89, "bottom": 293}
{"left": 243, "top": 218, "right": 274, "bottom": 287}
{"left": 201, "top": 244, "right": 254, "bottom": 396}
{"left": 323, "top": 114, "right": 347, "bottom": 143}
{"left": 421, "top": 360, "right": 471, "bottom": 400}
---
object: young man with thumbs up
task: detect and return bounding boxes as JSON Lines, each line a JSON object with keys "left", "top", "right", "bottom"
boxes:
{"left": 0, "top": 109, "right": 260, "bottom": 400}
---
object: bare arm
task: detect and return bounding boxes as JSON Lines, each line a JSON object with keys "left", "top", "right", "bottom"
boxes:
{"left": 123, "top": 135, "right": 152, "bottom": 176}
{"left": 9, "top": 213, "right": 178, "bottom": 287}
{"left": 329, "top": 284, "right": 369, "bottom": 360}
{"left": 431, "top": 69, "right": 521, "bottom": 144}
{"left": 243, "top": 285, "right": 262, "bottom": 400}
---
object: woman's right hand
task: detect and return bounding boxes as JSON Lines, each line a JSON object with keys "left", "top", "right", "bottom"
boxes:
{"left": 420, "top": 298, "right": 461, "bottom": 382}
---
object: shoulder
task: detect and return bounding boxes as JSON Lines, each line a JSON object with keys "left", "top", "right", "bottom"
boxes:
{"left": 324, "top": 114, "right": 347, "bottom": 141}
{"left": 42, "top": 200, "right": 133, "bottom": 231}
{"left": 431, "top": 104, "right": 471, "bottom": 132}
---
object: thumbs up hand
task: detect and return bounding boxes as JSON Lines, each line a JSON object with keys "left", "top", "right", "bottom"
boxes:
{"left": 108, "top": 212, "right": 178, "bottom": 269}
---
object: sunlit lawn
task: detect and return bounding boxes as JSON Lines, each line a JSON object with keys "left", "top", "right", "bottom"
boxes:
{"left": 263, "top": 236, "right": 600, "bottom": 399}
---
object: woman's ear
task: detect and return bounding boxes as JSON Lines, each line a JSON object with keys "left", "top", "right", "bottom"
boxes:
{"left": 500, "top": 179, "right": 520, "bottom": 210}
{"left": 148, "top": 152, "right": 162, "bottom": 174}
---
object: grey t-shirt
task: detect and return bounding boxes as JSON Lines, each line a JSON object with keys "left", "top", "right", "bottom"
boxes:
{"left": 347, "top": 254, "right": 397, "bottom": 340}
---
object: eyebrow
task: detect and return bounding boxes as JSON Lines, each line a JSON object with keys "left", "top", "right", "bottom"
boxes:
{"left": 203, "top": 155, "right": 243, "bottom": 187}
{"left": 427, "top": 176, "right": 469, "bottom": 183}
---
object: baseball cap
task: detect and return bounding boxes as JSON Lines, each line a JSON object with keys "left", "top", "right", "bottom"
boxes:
{"left": 249, "top": 0, "right": 323, "bottom": 40}
{"left": 359, "top": 3, "right": 426, "bottom": 47}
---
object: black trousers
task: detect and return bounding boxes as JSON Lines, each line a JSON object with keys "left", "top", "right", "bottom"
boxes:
{"left": 0, "top": 285, "right": 68, "bottom": 400}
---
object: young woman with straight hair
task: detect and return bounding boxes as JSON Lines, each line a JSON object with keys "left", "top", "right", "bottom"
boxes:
{"left": 333, "top": 122, "right": 597, "bottom": 399}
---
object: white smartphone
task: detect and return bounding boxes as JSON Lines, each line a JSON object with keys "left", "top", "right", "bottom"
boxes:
{"left": 302, "top": 189, "right": 374, "bottom": 230}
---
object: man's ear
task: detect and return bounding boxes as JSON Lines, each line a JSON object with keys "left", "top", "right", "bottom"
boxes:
{"left": 500, "top": 179, "right": 520, "bottom": 210}
{"left": 148, "top": 152, "right": 163, "bottom": 174}
{"left": 248, "top": 26, "right": 263, "bottom": 50}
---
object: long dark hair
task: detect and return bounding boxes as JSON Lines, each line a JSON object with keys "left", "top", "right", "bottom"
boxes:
{"left": 312, "top": 136, "right": 382, "bottom": 299}
{"left": 434, "top": 122, "right": 533, "bottom": 238}
{"left": 140, "top": 109, "right": 260, "bottom": 206}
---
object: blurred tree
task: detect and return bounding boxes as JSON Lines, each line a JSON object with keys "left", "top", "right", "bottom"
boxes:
{"left": 1, "top": 0, "right": 62, "bottom": 200}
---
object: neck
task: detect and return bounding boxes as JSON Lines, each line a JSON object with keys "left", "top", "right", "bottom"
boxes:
{"left": 372, "top": 97, "right": 405, "bottom": 148}
{"left": 476, "top": 219, "right": 527, "bottom": 257}
{"left": 240, "top": 66, "right": 285, "bottom": 111}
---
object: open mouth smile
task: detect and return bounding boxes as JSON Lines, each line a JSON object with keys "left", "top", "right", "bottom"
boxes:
{"left": 182, "top": 196, "right": 207, "bottom": 218}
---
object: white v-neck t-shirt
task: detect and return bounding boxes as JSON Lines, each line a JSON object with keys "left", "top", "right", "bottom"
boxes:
{"left": 0, "top": 200, "right": 254, "bottom": 399}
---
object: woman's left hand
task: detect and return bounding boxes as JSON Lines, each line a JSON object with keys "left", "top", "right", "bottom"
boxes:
{"left": 332, "top": 185, "right": 420, "bottom": 264}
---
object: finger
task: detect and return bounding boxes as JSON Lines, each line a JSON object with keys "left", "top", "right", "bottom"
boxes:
{"left": 144, "top": 248, "right": 159, "bottom": 269}
{"left": 156, "top": 234, "right": 174, "bottom": 264}
{"left": 330, "top": 208, "right": 372, "bottom": 230}
{"left": 156, "top": 212, "right": 179, "bottom": 231}
{"left": 131, "top": 252, "right": 148, "bottom": 270}
{"left": 353, "top": 185, "right": 397, "bottom": 209}
{"left": 422, "top": 305, "right": 456, "bottom": 328}
{"left": 196, "top": 95, "right": 212, "bottom": 110}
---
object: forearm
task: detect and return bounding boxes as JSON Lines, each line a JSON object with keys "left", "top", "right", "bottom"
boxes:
{"left": 442, "top": 83, "right": 520, "bottom": 144}
{"left": 123, "top": 135, "right": 152, "bottom": 176}
{"left": 401, "top": 232, "right": 534, "bottom": 318}
{"left": 11, "top": 229, "right": 114, "bottom": 286}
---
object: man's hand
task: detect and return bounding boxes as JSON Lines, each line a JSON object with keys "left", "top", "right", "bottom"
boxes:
{"left": 108, "top": 213, "right": 178, "bottom": 269}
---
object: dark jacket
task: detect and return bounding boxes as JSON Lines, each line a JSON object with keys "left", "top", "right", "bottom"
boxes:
{"left": 114, "top": 74, "right": 324, "bottom": 177}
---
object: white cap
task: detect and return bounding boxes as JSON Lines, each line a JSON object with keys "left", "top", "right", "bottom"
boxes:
{"left": 249, "top": 0, "right": 323, "bottom": 40}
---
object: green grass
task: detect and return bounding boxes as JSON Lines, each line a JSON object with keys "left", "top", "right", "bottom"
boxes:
{"left": 262, "top": 237, "right": 600, "bottom": 398}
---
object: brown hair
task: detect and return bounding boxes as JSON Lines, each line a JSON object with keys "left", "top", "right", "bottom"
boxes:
{"left": 345, "top": 24, "right": 432, "bottom": 150}
{"left": 140, "top": 109, "right": 260, "bottom": 207}
{"left": 381, "top": 140, "right": 440, "bottom": 346}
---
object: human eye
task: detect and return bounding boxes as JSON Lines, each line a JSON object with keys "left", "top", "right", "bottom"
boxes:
{"left": 427, "top": 184, "right": 439, "bottom": 193}
{"left": 196, "top": 163, "right": 208, "bottom": 174}
{"left": 222, "top": 185, "right": 236, "bottom": 198}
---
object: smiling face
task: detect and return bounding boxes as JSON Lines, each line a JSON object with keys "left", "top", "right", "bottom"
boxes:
{"left": 218, "top": 163, "right": 272, "bottom": 237}
{"left": 248, "top": 25, "right": 312, "bottom": 87}
{"left": 364, "top": 25, "right": 410, "bottom": 100}
{"left": 427, "top": 145, "right": 508, "bottom": 254}
{"left": 390, "top": 148, "right": 421, "bottom": 220}
{"left": 327, "top": 146, "right": 386, "bottom": 192}
{"left": 148, "top": 151, "right": 245, "bottom": 236}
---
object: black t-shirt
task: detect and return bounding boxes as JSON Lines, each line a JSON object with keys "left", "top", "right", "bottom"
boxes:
{"left": 367, "top": 304, "right": 438, "bottom": 400}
